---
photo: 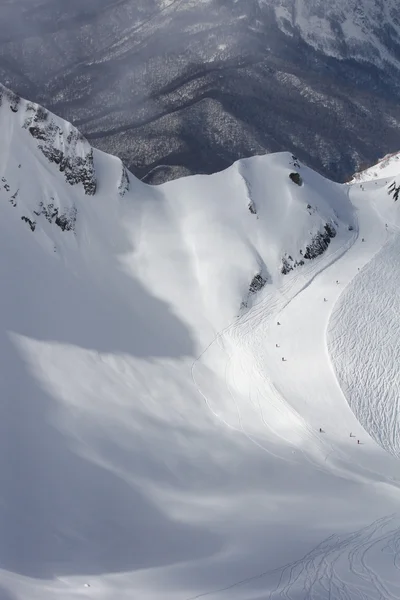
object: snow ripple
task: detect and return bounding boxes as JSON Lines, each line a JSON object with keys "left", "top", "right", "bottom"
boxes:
{"left": 328, "top": 235, "right": 400, "bottom": 457}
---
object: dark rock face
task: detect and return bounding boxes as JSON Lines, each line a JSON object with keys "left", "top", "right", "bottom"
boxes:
{"left": 289, "top": 172, "right": 302, "bottom": 186}
{"left": 21, "top": 216, "right": 36, "bottom": 231}
{"left": 248, "top": 202, "right": 257, "bottom": 215}
{"left": 118, "top": 163, "right": 130, "bottom": 197}
{"left": 241, "top": 271, "right": 268, "bottom": 309}
{"left": 388, "top": 181, "right": 400, "bottom": 201}
{"left": 1, "top": 1, "right": 400, "bottom": 184}
{"left": 0, "top": 84, "right": 98, "bottom": 196}
{"left": 33, "top": 200, "right": 77, "bottom": 232}
{"left": 281, "top": 222, "right": 337, "bottom": 274}
{"left": 249, "top": 273, "right": 267, "bottom": 294}
{"left": 27, "top": 117, "right": 97, "bottom": 195}
{"left": 281, "top": 255, "right": 304, "bottom": 275}
{"left": 304, "top": 223, "right": 337, "bottom": 260}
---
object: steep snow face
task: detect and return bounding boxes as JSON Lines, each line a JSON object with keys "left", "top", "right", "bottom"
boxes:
{"left": 0, "top": 84, "right": 354, "bottom": 334}
{"left": 1, "top": 88, "right": 400, "bottom": 600}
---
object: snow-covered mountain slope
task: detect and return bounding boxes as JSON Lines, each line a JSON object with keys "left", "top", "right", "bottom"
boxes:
{"left": 352, "top": 151, "right": 400, "bottom": 183}
{"left": 1, "top": 85, "right": 400, "bottom": 600}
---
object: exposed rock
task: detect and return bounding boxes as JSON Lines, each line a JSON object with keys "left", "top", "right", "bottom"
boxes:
{"left": 303, "top": 223, "right": 337, "bottom": 260}
{"left": 34, "top": 106, "right": 49, "bottom": 123}
{"left": 21, "top": 216, "right": 36, "bottom": 232}
{"left": 249, "top": 273, "right": 267, "bottom": 294}
{"left": 55, "top": 208, "right": 77, "bottom": 232}
{"left": 248, "top": 201, "right": 257, "bottom": 215}
{"left": 28, "top": 126, "right": 48, "bottom": 141}
{"left": 241, "top": 271, "right": 269, "bottom": 309}
{"left": 24, "top": 100, "right": 97, "bottom": 195}
{"left": 33, "top": 199, "right": 77, "bottom": 232}
{"left": 281, "top": 254, "right": 304, "bottom": 275}
{"left": 4, "top": 88, "right": 20, "bottom": 113}
{"left": 281, "top": 256, "right": 293, "bottom": 275}
{"left": 290, "top": 155, "right": 301, "bottom": 169}
{"left": 10, "top": 189, "right": 19, "bottom": 207}
{"left": 281, "top": 222, "right": 337, "bottom": 275}
{"left": 118, "top": 163, "right": 130, "bottom": 197}
{"left": 388, "top": 181, "right": 400, "bottom": 201}
{"left": 289, "top": 172, "right": 302, "bottom": 186}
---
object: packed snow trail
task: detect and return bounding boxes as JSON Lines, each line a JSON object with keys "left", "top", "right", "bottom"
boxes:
{"left": 192, "top": 175, "right": 358, "bottom": 469}
{"left": 222, "top": 178, "right": 400, "bottom": 483}
{"left": 328, "top": 183, "right": 400, "bottom": 458}
{"left": 190, "top": 177, "right": 400, "bottom": 598}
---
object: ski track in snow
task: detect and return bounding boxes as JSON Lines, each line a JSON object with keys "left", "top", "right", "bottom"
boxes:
{"left": 2, "top": 87, "right": 400, "bottom": 599}
{"left": 328, "top": 199, "right": 400, "bottom": 458}
{"left": 191, "top": 179, "right": 400, "bottom": 598}
{"left": 185, "top": 515, "right": 400, "bottom": 600}
{"left": 191, "top": 183, "right": 359, "bottom": 469}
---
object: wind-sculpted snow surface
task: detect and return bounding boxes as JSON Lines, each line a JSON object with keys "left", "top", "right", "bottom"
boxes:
{"left": 328, "top": 233, "right": 400, "bottom": 457}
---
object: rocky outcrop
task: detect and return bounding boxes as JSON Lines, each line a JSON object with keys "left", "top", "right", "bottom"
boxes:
{"left": 249, "top": 273, "right": 267, "bottom": 294}
{"left": 280, "top": 254, "right": 304, "bottom": 275}
{"left": 280, "top": 222, "right": 337, "bottom": 275}
{"left": 289, "top": 172, "right": 302, "bottom": 186}
{"left": 241, "top": 271, "right": 268, "bottom": 309}
{"left": 21, "top": 216, "right": 36, "bottom": 232}
{"left": 33, "top": 200, "right": 77, "bottom": 232}
{"left": 0, "top": 86, "right": 21, "bottom": 113}
{"left": 118, "top": 163, "right": 130, "bottom": 197}
{"left": 388, "top": 181, "right": 400, "bottom": 201}
{"left": 0, "top": 84, "right": 96, "bottom": 197}
{"left": 303, "top": 223, "right": 336, "bottom": 260}
{"left": 28, "top": 122, "right": 96, "bottom": 196}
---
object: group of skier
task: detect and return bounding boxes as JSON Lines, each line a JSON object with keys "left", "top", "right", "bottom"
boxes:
{"left": 319, "top": 428, "right": 360, "bottom": 444}
{"left": 276, "top": 318, "right": 362, "bottom": 446}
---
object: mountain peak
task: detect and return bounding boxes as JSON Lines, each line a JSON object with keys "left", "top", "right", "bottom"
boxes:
{"left": 0, "top": 83, "right": 96, "bottom": 196}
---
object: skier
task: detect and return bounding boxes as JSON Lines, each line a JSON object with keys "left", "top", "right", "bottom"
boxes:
{"left": 350, "top": 432, "right": 354, "bottom": 437}
{"left": 319, "top": 428, "right": 323, "bottom": 433}
{"left": 362, "top": 238, "right": 365, "bottom": 242}
{"left": 277, "top": 321, "right": 281, "bottom": 325}
{"left": 323, "top": 297, "right": 327, "bottom": 302}
{"left": 357, "top": 439, "right": 360, "bottom": 445}
{"left": 281, "top": 357, "right": 285, "bottom": 362}
{"left": 276, "top": 343, "right": 279, "bottom": 348}
{"left": 336, "top": 280, "right": 339, "bottom": 284}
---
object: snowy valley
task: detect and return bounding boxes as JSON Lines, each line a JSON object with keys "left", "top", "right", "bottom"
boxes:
{"left": 1, "top": 84, "right": 400, "bottom": 600}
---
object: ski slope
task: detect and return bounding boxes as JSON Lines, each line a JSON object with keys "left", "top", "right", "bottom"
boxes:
{"left": 0, "top": 85, "right": 400, "bottom": 600}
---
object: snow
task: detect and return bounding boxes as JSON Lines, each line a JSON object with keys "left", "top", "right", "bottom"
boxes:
{"left": 1, "top": 85, "right": 400, "bottom": 600}
{"left": 352, "top": 152, "right": 400, "bottom": 183}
